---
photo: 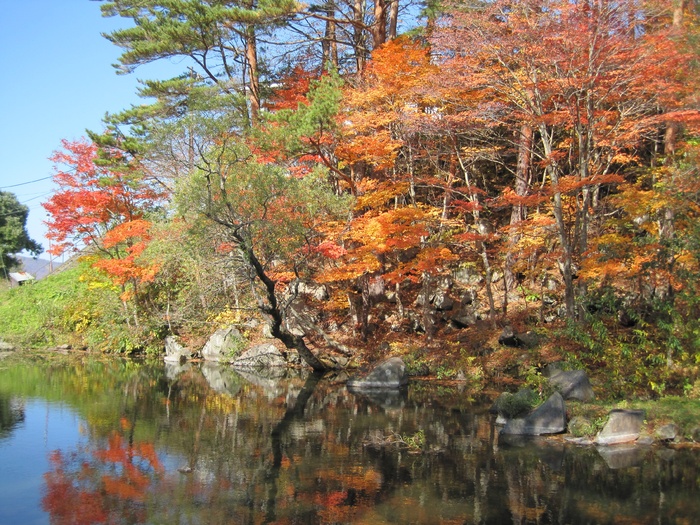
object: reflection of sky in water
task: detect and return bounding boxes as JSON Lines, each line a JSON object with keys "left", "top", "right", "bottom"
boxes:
{"left": 0, "top": 398, "right": 86, "bottom": 525}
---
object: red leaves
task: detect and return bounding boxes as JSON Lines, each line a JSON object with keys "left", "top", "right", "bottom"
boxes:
{"left": 43, "top": 432, "right": 163, "bottom": 525}
{"left": 43, "top": 138, "right": 165, "bottom": 256}
{"left": 315, "top": 240, "right": 347, "bottom": 260}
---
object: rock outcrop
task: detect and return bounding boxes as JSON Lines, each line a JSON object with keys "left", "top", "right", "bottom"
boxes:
{"left": 546, "top": 367, "right": 595, "bottom": 401}
{"left": 501, "top": 392, "right": 567, "bottom": 436}
{"left": 201, "top": 327, "right": 244, "bottom": 362}
{"left": 594, "top": 409, "right": 645, "bottom": 445}
{"left": 164, "top": 336, "right": 193, "bottom": 364}
{"left": 347, "top": 356, "right": 408, "bottom": 390}
{"left": 231, "top": 343, "right": 287, "bottom": 370}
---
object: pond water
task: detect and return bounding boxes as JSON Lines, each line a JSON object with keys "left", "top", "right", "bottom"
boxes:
{"left": 0, "top": 356, "right": 698, "bottom": 524}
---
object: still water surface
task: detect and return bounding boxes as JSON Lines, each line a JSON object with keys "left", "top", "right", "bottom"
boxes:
{"left": 0, "top": 357, "right": 698, "bottom": 524}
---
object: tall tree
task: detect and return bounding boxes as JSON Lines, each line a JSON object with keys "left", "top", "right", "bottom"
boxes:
{"left": 43, "top": 139, "right": 166, "bottom": 325}
{"left": 174, "top": 105, "right": 352, "bottom": 369}
{"left": 101, "top": 0, "right": 301, "bottom": 127}
{"left": 433, "top": 0, "right": 691, "bottom": 317}
{"left": 0, "top": 191, "right": 42, "bottom": 275}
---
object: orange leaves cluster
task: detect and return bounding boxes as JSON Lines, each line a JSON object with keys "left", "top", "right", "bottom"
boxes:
{"left": 336, "top": 37, "right": 436, "bottom": 173}
{"left": 92, "top": 219, "right": 160, "bottom": 287}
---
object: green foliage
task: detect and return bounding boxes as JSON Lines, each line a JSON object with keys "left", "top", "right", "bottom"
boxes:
{"left": 0, "top": 258, "right": 167, "bottom": 354}
{"left": 263, "top": 70, "right": 344, "bottom": 153}
{"left": 494, "top": 389, "right": 540, "bottom": 419}
{"left": 0, "top": 265, "right": 86, "bottom": 348}
{"left": 399, "top": 430, "right": 425, "bottom": 451}
{"left": 0, "top": 191, "right": 42, "bottom": 272}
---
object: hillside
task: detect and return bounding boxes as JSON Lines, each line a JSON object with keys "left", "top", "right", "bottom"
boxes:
{"left": 15, "top": 255, "right": 60, "bottom": 280}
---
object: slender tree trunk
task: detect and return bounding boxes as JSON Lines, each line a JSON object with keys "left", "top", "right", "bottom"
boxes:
{"left": 540, "top": 124, "right": 576, "bottom": 318}
{"left": 354, "top": 0, "right": 367, "bottom": 73}
{"left": 372, "top": 0, "right": 387, "bottom": 48}
{"left": 322, "top": 4, "right": 339, "bottom": 70}
{"left": 388, "top": 0, "right": 399, "bottom": 40}
{"left": 505, "top": 123, "right": 533, "bottom": 293}
{"left": 244, "top": 27, "right": 261, "bottom": 124}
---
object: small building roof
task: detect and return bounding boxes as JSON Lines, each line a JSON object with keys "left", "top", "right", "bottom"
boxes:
{"left": 8, "top": 271, "right": 35, "bottom": 283}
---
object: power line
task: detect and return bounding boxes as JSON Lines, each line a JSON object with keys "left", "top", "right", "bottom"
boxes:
{"left": 0, "top": 176, "right": 53, "bottom": 189}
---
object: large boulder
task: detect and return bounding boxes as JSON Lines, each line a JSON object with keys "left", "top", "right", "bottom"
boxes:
{"left": 655, "top": 423, "right": 679, "bottom": 442}
{"left": 231, "top": 343, "right": 287, "bottom": 370}
{"left": 347, "top": 357, "right": 408, "bottom": 390}
{"left": 497, "top": 326, "right": 538, "bottom": 348}
{"left": 547, "top": 368, "right": 595, "bottom": 402}
{"left": 201, "top": 328, "right": 244, "bottom": 362}
{"left": 164, "top": 336, "right": 193, "bottom": 364}
{"left": 501, "top": 392, "right": 567, "bottom": 436}
{"left": 595, "top": 409, "right": 645, "bottom": 445}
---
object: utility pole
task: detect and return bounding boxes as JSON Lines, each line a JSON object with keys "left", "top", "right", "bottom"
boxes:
{"left": 0, "top": 250, "right": 8, "bottom": 281}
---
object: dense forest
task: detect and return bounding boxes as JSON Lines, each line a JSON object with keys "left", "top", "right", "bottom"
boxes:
{"left": 4, "top": 0, "right": 700, "bottom": 397}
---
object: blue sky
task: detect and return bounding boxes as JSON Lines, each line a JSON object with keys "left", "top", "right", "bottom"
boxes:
{"left": 0, "top": 1, "right": 176, "bottom": 259}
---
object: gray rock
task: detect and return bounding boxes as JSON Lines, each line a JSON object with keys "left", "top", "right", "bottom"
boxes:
{"left": 232, "top": 343, "right": 287, "bottom": 369}
{"left": 201, "top": 327, "right": 244, "bottom": 362}
{"left": 501, "top": 392, "right": 567, "bottom": 436}
{"left": 432, "top": 289, "right": 454, "bottom": 311}
{"left": 0, "top": 340, "right": 16, "bottom": 351}
{"left": 498, "top": 326, "right": 521, "bottom": 347}
{"left": 595, "top": 409, "right": 645, "bottom": 445}
{"left": 347, "top": 356, "right": 408, "bottom": 390}
{"left": 453, "top": 267, "right": 483, "bottom": 287}
{"left": 450, "top": 305, "right": 478, "bottom": 328}
{"left": 297, "top": 281, "right": 329, "bottom": 301}
{"left": 164, "top": 336, "right": 193, "bottom": 364}
{"left": 497, "top": 327, "right": 538, "bottom": 348}
{"left": 548, "top": 369, "right": 595, "bottom": 401}
{"left": 637, "top": 435, "right": 655, "bottom": 446}
{"left": 691, "top": 426, "right": 700, "bottom": 442}
{"left": 655, "top": 423, "right": 679, "bottom": 442}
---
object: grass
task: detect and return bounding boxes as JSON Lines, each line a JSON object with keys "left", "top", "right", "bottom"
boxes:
{"left": 567, "top": 397, "right": 700, "bottom": 440}
{"left": 0, "top": 265, "right": 87, "bottom": 348}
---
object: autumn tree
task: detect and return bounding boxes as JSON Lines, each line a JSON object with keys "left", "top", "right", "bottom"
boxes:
{"left": 173, "top": 107, "right": 352, "bottom": 369}
{"left": 43, "top": 139, "right": 166, "bottom": 328}
{"left": 432, "top": 0, "right": 692, "bottom": 318}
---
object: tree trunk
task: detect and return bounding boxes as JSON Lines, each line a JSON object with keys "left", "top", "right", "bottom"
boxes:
{"left": 240, "top": 240, "right": 329, "bottom": 372}
{"left": 505, "top": 123, "right": 533, "bottom": 293}
{"left": 322, "top": 4, "right": 339, "bottom": 70}
{"left": 540, "top": 124, "right": 576, "bottom": 318}
{"left": 353, "top": 0, "right": 367, "bottom": 73}
{"left": 244, "top": 27, "right": 261, "bottom": 125}
{"left": 372, "top": 0, "right": 387, "bottom": 48}
{"left": 388, "top": 0, "right": 399, "bottom": 40}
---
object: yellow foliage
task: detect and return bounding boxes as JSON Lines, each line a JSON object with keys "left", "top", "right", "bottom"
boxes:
{"left": 207, "top": 305, "right": 242, "bottom": 328}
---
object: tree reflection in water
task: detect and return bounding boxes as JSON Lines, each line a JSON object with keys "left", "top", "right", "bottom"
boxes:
{"left": 0, "top": 359, "right": 693, "bottom": 524}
